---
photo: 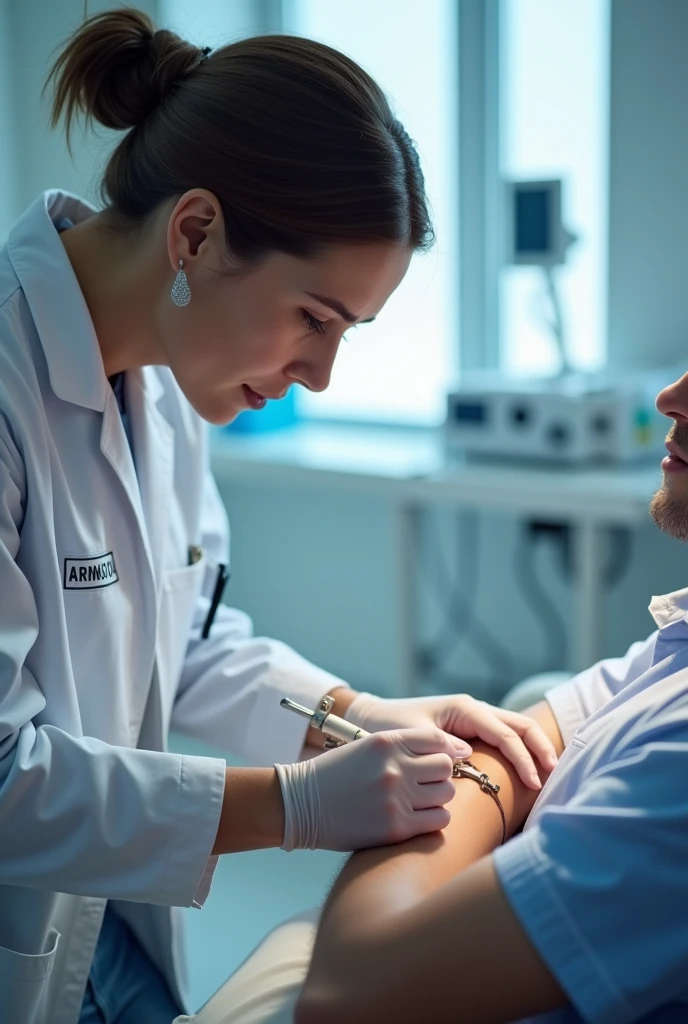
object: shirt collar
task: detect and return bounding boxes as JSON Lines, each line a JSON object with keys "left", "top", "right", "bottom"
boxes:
{"left": 7, "top": 190, "right": 108, "bottom": 412}
{"left": 648, "top": 586, "right": 688, "bottom": 628}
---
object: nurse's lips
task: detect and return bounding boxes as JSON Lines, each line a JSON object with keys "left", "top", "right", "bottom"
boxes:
{"left": 242, "top": 384, "right": 268, "bottom": 410}
{"left": 242, "top": 385, "right": 290, "bottom": 408}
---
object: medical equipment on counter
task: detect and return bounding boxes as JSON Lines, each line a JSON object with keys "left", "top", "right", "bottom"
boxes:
{"left": 446, "top": 177, "right": 678, "bottom": 464}
{"left": 280, "top": 696, "right": 369, "bottom": 747}
{"left": 506, "top": 177, "right": 577, "bottom": 376}
{"left": 445, "top": 367, "right": 677, "bottom": 464}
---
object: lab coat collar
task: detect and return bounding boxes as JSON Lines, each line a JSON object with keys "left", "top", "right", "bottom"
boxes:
{"left": 8, "top": 190, "right": 106, "bottom": 411}
{"left": 7, "top": 190, "right": 165, "bottom": 411}
{"left": 649, "top": 586, "right": 688, "bottom": 628}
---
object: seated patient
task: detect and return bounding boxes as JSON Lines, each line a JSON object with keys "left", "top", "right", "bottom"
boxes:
{"left": 177, "top": 372, "right": 688, "bottom": 1023}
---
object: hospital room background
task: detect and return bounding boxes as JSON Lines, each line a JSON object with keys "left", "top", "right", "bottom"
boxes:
{"left": 2, "top": 0, "right": 687, "bottom": 1012}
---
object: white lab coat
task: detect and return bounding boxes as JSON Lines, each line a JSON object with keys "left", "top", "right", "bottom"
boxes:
{"left": 0, "top": 191, "right": 346, "bottom": 1024}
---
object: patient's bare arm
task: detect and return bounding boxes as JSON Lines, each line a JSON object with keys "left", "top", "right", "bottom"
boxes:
{"left": 295, "top": 701, "right": 567, "bottom": 1024}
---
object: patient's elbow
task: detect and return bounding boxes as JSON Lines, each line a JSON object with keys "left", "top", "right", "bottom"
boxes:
{"left": 295, "top": 937, "right": 388, "bottom": 1024}
{"left": 294, "top": 983, "right": 350, "bottom": 1024}
{"left": 294, "top": 992, "right": 329, "bottom": 1024}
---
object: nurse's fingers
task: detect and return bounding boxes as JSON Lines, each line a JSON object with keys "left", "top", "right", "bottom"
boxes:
{"left": 447, "top": 700, "right": 548, "bottom": 790}
{"left": 413, "top": 752, "right": 455, "bottom": 784}
{"left": 397, "top": 727, "right": 462, "bottom": 760}
{"left": 404, "top": 806, "right": 452, "bottom": 838}
{"left": 491, "top": 706, "right": 559, "bottom": 770}
{"left": 413, "top": 778, "right": 456, "bottom": 810}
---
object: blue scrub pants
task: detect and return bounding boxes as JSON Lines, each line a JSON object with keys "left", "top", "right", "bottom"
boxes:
{"left": 79, "top": 904, "right": 185, "bottom": 1024}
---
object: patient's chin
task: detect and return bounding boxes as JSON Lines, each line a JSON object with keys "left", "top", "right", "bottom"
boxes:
{"left": 650, "top": 486, "right": 688, "bottom": 542}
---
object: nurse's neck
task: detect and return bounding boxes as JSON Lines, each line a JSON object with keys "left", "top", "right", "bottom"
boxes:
{"left": 60, "top": 208, "right": 170, "bottom": 378}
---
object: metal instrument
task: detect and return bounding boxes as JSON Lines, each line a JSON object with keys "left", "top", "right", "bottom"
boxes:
{"left": 280, "top": 695, "right": 369, "bottom": 748}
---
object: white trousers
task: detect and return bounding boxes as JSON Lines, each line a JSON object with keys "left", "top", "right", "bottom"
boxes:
{"left": 172, "top": 908, "right": 320, "bottom": 1024}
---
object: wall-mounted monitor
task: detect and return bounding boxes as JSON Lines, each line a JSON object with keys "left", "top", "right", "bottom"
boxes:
{"left": 506, "top": 179, "right": 568, "bottom": 266}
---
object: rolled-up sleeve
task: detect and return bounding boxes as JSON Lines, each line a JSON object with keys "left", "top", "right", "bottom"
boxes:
{"left": 494, "top": 730, "right": 688, "bottom": 1023}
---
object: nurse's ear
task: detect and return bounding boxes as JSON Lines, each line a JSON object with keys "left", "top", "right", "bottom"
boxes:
{"left": 166, "top": 189, "right": 227, "bottom": 277}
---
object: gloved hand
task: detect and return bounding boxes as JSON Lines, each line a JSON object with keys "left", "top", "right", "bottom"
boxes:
{"left": 275, "top": 727, "right": 457, "bottom": 852}
{"left": 344, "top": 693, "right": 558, "bottom": 790}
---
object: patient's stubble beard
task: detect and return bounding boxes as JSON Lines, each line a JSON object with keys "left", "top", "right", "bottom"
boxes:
{"left": 650, "top": 423, "right": 688, "bottom": 542}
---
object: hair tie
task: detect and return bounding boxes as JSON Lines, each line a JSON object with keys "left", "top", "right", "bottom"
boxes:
{"left": 190, "top": 45, "right": 212, "bottom": 72}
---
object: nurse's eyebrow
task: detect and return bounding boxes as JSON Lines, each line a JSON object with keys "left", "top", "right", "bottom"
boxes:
{"left": 304, "top": 292, "right": 376, "bottom": 325}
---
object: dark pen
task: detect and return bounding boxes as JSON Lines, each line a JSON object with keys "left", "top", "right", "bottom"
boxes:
{"left": 202, "top": 563, "right": 229, "bottom": 639}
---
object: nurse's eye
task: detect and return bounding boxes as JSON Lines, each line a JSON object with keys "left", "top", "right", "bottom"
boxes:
{"left": 302, "top": 310, "right": 326, "bottom": 334}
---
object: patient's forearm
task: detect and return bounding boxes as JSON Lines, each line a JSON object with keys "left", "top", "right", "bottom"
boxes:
{"left": 296, "top": 702, "right": 562, "bottom": 1022}
{"left": 319, "top": 731, "right": 546, "bottom": 934}
{"left": 318, "top": 699, "right": 562, "bottom": 922}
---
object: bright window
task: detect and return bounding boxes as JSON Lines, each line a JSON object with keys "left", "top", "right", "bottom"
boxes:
{"left": 290, "top": 0, "right": 459, "bottom": 425}
{"left": 161, "top": 1, "right": 263, "bottom": 48}
{"left": 500, "top": 0, "right": 610, "bottom": 376}
{"left": 162, "top": 0, "right": 458, "bottom": 425}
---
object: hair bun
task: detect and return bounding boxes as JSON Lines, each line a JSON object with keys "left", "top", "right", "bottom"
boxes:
{"left": 47, "top": 8, "right": 204, "bottom": 138}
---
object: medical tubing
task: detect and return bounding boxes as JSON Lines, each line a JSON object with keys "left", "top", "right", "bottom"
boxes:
{"left": 417, "top": 509, "right": 519, "bottom": 686}
{"left": 418, "top": 509, "right": 478, "bottom": 666}
{"left": 274, "top": 760, "right": 321, "bottom": 851}
{"left": 515, "top": 525, "right": 569, "bottom": 672}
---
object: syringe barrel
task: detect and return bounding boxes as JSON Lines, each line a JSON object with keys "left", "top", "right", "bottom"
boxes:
{"left": 321, "top": 712, "right": 368, "bottom": 744}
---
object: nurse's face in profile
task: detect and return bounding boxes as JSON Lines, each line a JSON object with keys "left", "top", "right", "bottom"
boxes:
{"left": 155, "top": 189, "right": 413, "bottom": 425}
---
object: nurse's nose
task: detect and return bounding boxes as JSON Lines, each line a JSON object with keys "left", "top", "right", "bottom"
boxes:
{"left": 656, "top": 371, "right": 688, "bottom": 424}
{"left": 287, "top": 340, "right": 340, "bottom": 394}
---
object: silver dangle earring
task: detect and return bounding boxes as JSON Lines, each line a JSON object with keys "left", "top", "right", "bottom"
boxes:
{"left": 171, "top": 259, "right": 191, "bottom": 307}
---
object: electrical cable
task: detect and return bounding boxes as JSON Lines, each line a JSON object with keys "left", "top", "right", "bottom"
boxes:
{"left": 514, "top": 524, "right": 570, "bottom": 673}
{"left": 416, "top": 509, "right": 478, "bottom": 668}
{"left": 419, "top": 668, "right": 515, "bottom": 707}
{"left": 604, "top": 526, "right": 633, "bottom": 588}
{"left": 543, "top": 522, "right": 633, "bottom": 589}
{"left": 543, "top": 265, "right": 571, "bottom": 376}
{"left": 416, "top": 507, "right": 632, "bottom": 693}
{"left": 414, "top": 509, "right": 520, "bottom": 689}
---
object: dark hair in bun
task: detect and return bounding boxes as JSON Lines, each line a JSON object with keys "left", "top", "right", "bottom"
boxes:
{"left": 46, "top": 6, "right": 434, "bottom": 264}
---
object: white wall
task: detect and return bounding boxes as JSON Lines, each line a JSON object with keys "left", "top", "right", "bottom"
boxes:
{"left": 3, "top": 0, "right": 154, "bottom": 220}
{"left": 216, "top": 477, "right": 684, "bottom": 699}
{"left": 160, "top": 0, "right": 266, "bottom": 47}
{"left": 607, "top": 0, "right": 688, "bottom": 370}
{"left": 0, "top": 0, "right": 265, "bottom": 232}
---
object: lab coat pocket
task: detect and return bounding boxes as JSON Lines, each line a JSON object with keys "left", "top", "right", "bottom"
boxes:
{"left": 0, "top": 927, "right": 60, "bottom": 1024}
{"left": 157, "top": 559, "right": 206, "bottom": 716}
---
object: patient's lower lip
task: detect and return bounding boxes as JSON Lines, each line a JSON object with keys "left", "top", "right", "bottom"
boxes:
{"left": 662, "top": 454, "right": 688, "bottom": 473}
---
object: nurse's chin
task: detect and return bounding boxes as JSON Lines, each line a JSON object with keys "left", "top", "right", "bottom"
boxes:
{"left": 208, "top": 409, "right": 241, "bottom": 427}
{"left": 188, "top": 400, "right": 241, "bottom": 428}
{"left": 186, "top": 389, "right": 245, "bottom": 427}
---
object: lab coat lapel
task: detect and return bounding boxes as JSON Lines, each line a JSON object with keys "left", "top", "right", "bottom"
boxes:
{"left": 125, "top": 367, "right": 175, "bottom": 589}
{"left": 98, "top": 387, "right": 152, "bottom": 567}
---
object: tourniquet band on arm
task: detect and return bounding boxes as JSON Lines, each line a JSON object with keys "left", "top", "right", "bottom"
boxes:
{"left": 452, "top": 760, "right": 507, "bottom": 845}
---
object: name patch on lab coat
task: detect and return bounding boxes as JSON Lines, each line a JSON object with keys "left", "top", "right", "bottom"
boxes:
{"left": 64, "top": 552, "right": 118, "bottom": 590}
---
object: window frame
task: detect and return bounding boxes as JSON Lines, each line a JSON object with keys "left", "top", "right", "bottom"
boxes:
{"left": 249, "top": 0, "right": 503, "bottom": 421}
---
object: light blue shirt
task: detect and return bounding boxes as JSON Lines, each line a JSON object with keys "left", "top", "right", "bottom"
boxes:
{"left": 494, "top": 588, "right": 688, "bottom": 1024}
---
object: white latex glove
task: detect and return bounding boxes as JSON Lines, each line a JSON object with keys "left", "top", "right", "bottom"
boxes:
{"left": 344, "top": 693, "right": 558, "bottom": 791}
{"left": 275, "top": 727, "right": 457, "bottom": 852}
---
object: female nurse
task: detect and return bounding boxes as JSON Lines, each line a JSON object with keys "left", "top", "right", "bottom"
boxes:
{"left": 0, "top": 8, "right": 557, "bottom": 1023}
